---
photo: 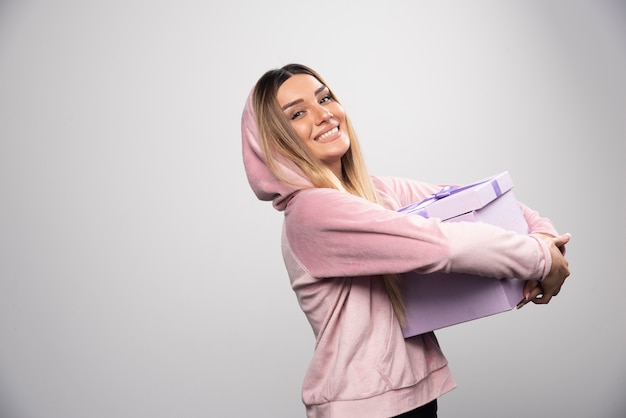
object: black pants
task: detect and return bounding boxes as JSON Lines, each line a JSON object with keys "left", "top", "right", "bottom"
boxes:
{"left": 392, "top": 399, "right": 437, "bottom": 418}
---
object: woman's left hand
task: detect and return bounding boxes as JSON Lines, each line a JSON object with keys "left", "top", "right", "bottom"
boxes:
{"left": 517, "top": 233, "right": 571, "bottom": 309}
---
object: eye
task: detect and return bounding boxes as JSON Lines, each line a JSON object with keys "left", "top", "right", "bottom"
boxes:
{"left": 290, "top": 110, "right": 305, "bottom": 120}
{"left": 319, "top": 94, "right": 332, "bottom": 104}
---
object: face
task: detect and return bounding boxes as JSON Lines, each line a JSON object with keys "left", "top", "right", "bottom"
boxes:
{"left": 276, "top": 74, "right": 350, "bottom": 178}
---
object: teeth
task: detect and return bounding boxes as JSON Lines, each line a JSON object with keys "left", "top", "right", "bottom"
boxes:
{"left": 318, "top": 127, "right": 338, "bottom": 141}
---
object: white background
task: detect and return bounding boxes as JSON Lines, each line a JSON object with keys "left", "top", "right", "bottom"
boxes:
{"left": 1, "top": 1, "right": 625, "bottom": 417}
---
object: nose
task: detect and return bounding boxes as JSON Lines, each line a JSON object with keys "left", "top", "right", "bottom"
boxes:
{"left": 314, "top": 106, "right": 333, "bottom": 124}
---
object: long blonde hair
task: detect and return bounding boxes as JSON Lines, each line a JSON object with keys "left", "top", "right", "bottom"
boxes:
{"left": 253, "top": 64, "right": 406, "bottom": 326}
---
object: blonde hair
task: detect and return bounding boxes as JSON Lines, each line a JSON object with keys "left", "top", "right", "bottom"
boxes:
{"left": 253, "top": 64, "right": 406, "bottom": 326}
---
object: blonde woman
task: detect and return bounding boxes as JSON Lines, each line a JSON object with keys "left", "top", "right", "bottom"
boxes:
{"left": 242, "top": 63, "right": 570, "bottom": 418}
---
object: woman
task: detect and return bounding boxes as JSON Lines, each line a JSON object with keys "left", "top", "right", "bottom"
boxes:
{"left": 241, "top": 64, "right": 570, "bottom": 417}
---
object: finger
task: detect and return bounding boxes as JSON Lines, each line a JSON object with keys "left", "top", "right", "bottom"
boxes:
{"left": 554, "top": 232, "right": 571, "bottom": 248}
{"left": 533, "top": 294, "right": 552, "bottom": 304}
{"left": 526, "top": 284, "right": 548, "bottom": 304}
{"left": 518, "top": 281, "right": 539, "bottom": 309}
{"left": 523, "top": 280, "right": 540, "bottom": 296}
{"left": 531, "top": 293, "right": 549, "bottom": 304}
{"left": 528, "top": 286, "right": 544, "bottom": 301}
{"left": 532, "top": 288, "right": 560, "bottom": 305}
{"left": 516, "top": 296, "right": 531, "bottom": 309}
{"left": 518, "top": 285, "right": 544, "bottom": 309}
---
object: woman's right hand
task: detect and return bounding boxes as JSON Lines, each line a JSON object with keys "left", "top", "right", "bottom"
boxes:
{"left": 518, "top": 233, "right": 571, "bottom": 308}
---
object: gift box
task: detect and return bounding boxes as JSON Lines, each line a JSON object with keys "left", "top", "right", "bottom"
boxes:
{"left": 398, "top": 171, "right": 528, "bottom": 338}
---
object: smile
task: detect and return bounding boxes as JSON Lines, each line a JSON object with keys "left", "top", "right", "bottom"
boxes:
{"left": 316, "top": 126, "right": 339, "bottom": 142}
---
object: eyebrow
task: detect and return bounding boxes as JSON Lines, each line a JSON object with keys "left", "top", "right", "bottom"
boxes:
{"left": 281, "top": 85, "right": 328, "bottom": 110}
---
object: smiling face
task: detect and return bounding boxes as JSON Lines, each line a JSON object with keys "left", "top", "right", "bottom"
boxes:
{"left": 276, "top": 74, "right": 350, "bottom": 179}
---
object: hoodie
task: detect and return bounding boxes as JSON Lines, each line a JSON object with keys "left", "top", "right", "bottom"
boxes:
{"left": 241, "top": 91, "right": 558, "bottom": 417}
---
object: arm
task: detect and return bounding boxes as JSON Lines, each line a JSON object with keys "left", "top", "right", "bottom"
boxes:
{"left": 516, "top": 203, "right": 572, "bottom": 307}
{"left": 517, "top": 232, "right": 571, "bottom": 308}
{"left": 375, "top": 176, "right": 571, "bottom": 305}
{"left": 285, "top": 188, "right": 552, "bottom": 282}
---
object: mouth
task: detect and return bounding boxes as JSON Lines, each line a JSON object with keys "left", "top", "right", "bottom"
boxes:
{"left": 315, "top": 126, "right": 340, "bottom": 142}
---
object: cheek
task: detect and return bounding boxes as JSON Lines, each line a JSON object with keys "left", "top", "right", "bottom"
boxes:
{"left": 292, "top": 121, "right": 312, "bottom": 142}
{"left": 295, "top": 127, "right": 310, "bottom": 143}
{"left": 331, "top": 104, "right": 346, "bottom": 119}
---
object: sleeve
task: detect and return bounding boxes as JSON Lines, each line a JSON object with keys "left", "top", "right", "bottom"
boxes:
{"left": 372, "top": 175, "right": 450, "bottom": 210}
{"left": 284, "top": 188, "right": 551, "bottom": 282}
{"left": 374, "top": 175, "right": 559, "bottom": 236}
{"left": 519, "top": 202, "right": 560, "bottom": 236}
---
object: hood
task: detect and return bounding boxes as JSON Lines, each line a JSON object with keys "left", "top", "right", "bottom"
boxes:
{"left": 241, "top": 89, "right": 312, "bottom": 211}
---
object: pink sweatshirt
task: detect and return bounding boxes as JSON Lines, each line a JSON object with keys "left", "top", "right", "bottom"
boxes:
{"left": 241, "top": 93, "right": 558, "bottom": 417}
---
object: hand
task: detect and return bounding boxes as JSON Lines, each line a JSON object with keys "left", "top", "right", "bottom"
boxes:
{"left": 517, "top": 233, "right": 571, "bottom": 309}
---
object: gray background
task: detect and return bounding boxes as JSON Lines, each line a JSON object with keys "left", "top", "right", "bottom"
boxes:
{"left": 1, "top": 1, "right": 625, "bottom": 417}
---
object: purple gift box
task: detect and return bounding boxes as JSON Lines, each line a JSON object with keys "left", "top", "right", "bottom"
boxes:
{"left": 399, "top": 172, "right": 528, "bottom": 338}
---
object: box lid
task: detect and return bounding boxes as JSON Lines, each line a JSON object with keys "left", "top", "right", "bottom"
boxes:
{"left": 398, "top": 171, "right": 515, "bottom": 221}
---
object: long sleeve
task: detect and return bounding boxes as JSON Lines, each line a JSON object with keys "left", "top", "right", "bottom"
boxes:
{"left": 284, "top": 187, "right": 551, "bottom": 282}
